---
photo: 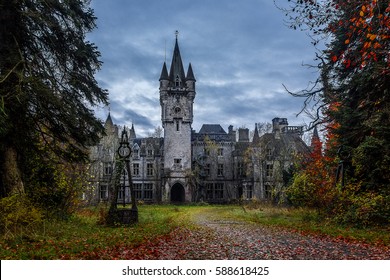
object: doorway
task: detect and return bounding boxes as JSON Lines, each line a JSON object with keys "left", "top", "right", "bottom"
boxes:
{"left": 170, "top": 183, "right": 185, "bottom": 203}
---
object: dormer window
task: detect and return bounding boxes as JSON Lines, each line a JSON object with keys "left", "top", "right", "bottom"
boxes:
{"left": 132, "top": 143, "right": 140, "bottom": 158}
{"left": 147, "top": 144, "right": 154, "bottom": 157}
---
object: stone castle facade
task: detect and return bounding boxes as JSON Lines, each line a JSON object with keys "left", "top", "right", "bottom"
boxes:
{"left": 86, "top": 38, "right": 310, "bottom": 204}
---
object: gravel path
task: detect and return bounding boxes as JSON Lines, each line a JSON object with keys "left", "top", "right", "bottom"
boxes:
{"left": 123, "top": 210, "right": 390, "bottom": 260}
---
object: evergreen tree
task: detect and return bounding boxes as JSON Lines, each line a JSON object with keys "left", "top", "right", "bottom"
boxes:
{"left": 0, "top": 0, "right": 108, "bottom": 197}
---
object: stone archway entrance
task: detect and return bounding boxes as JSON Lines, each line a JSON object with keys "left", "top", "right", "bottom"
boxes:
{"left": 170, "top": 183, "right": 185, "bottom": 203}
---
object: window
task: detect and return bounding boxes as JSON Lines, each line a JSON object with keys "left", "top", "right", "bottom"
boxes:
{"left": 206, "top": 183, "right": 213, "bottom": 200}
{"left": 147, "top": 149, "right": 153, "bottom": 157}
{"left": 218, "top": 148, "right": 223, "bottom": 156}
{"left": 244, "top": 184, "right": 253, "bottom": 199}
{"left": 174, "top": 158, "right": 182, "bottom": 169}
{"left": 176, "top": 119, "right": 180, "bottom": 131}
{"left": 100, "top": 185, "right": 108, "bottom": 200}
{"left": 103, "top": 162, "right": 113, "bottom": 175}
{"left": 266, "top": 164, "right": 273, "bottom": 178}
{"left": 217, "top": 164, "right": 224, "bottom": 176}
{"left": 237, "top": 162, "right": 244, "bottom": 177}
{"left": 204, "top": 164, "right": 211, "bottom": 176}
{"left": 215, "top": 183, "right": 224, "bottom": 200}
{"left": 266, "top": 148, "right": 273, "bottom": 160}
{"left": 144, "top": 183, "right": 153, "bottom": 201}
{"left": 147, "top": 163, "right": 154, "bottom": 176}
{"left": 133, "top": 163, "right": 139, "bottom": 176}
{"left": 133, "top": 147, "right": 139, "bottom": 159}
{"left": 175, "top": 75, "right": 181, "bottom": 87}
{"left": 205, "top": 183, "right": 224, "bottom": 201}
{"left": 204, "top": 148, "right": 210, "bottom": 156}
{"left": 133, "top": 183, "right": 153, "bottom": 201}
{"left": 134, "top": 183, "right": 142, "bottom": 200}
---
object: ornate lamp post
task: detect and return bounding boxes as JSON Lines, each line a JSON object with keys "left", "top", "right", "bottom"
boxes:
{"left": 117, "top": 127, "right": 138, "bottom": 224}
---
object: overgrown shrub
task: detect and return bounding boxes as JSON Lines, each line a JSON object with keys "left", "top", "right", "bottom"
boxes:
{"left": 287, "top": 175, "right": 390, "bottom": 227}
{"left": 286, "top": 173, "right": 336, "bottom": 213}
{"left": 0, "top": 195, "right": 43, "bottom": 237}
{"left": 333, "top": 187, "right": 390, "bottom": 228}
{"left": 26, "top": 162, "right": 86, "bottom": 220}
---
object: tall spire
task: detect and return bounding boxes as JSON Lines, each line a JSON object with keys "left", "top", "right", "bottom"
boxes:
{"left": 168, "top": 31, "right": 186, "bottom": 85}
{"left": 253, "top": 123, "right": 260, "bottom": 144}
{"left": 129, "top": 123, "right": 136, "bottom": 139}
{"left": 311, "top": 126, "right": 320, "bottom": 145}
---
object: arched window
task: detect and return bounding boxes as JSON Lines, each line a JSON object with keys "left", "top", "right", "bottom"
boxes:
{"left": 175, "top": 75, "right": 181, "bottom": 87}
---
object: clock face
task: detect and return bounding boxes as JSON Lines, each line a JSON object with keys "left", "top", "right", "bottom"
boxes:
{"left": 118, "top": 146, "right": 131, "bottom": 158}
{"left": 174, "top": 106, "right": 181, "bottom": 114}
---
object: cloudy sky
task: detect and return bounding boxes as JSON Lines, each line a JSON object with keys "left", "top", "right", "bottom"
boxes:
{"left": 88, "top": 0, "right": 320, "bottom": 137}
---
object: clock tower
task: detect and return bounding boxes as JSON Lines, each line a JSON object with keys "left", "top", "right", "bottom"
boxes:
{"left": 159, "top": 35, "right": 196, "bottom": 202}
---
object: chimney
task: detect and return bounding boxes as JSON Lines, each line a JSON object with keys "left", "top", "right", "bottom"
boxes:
{"left": 272, "top": 118, "right": 288, "bottom": 139}
{"left": 238, "top": 128, "right": 249, "bottom": 142}
{"left": 228, "top": 125, "right": 236, "bottom": 141}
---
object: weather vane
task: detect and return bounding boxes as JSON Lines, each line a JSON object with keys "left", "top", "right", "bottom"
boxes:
{"left": 175, "top": 30, "right": 179, "bottom": 39}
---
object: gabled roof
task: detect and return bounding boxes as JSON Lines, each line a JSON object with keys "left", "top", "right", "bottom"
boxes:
{"left": 257, "top": 132, "right": 310, "bottom": 155}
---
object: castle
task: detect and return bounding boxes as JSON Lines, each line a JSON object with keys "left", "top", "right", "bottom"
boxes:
{"left": 86, "top": 37, "right": 310, "bottom": 204}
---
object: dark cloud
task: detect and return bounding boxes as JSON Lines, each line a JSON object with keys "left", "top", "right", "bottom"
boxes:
{"left": 89, "top": 0, "right": 319, "bottom": 137}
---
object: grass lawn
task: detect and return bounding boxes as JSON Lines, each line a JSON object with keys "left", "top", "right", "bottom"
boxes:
{"left": 0, "top": 204, "right": 192, "bottom": 259}
{"left": 1, "top": 204, "right": 388, "bottom": 259}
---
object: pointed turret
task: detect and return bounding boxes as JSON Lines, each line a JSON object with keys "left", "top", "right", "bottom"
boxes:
{"left": 129, "top": 124, "right": 136, "bottom": 140}
{"left": 253, "top": 124, "right": 260, "bottom": 144}
{"left": 310, "top": 126, "right": 322, "bottom": 154}
{"left": 185, "top": 63, "right": 196, "bottom": 90}
{"left": 311, "top": 126, "right": 320, "bottom": 147}
{"left": 104, "top": 112, "right": 114, "bottom": 128}
{"left": 159, "top": 62, "right": 170, "bottom": 90}
{"left": 168, "top": 37, "right": 186, "bottom": 87}
{"left": 104, "top": 112, "right": 117, "bottom": 135}
{"left": 159, "top": 62, "right": 169, "bottom": 81}
{"left": 186, "top": 63, "right": 196, "bottom": 81}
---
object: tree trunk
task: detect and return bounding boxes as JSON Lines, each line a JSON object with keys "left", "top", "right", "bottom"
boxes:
{"left": 1, "top": 145, "right": 24, "bottom": 197}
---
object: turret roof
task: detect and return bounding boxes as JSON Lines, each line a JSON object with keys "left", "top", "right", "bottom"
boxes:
{"left": 104, "top": 112, "right": 114, "bottom": 127}
{"left": 186, "top": 63, "right": 196, "bottom": 81}
{"left": 168, "top": 38, "right": 186, "bottom": 82}
{"left": 253, "top": 124, "right": 260, "bottom": 143}
{"left": 159, "top": 62, "right": 169, "bottom": 81}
